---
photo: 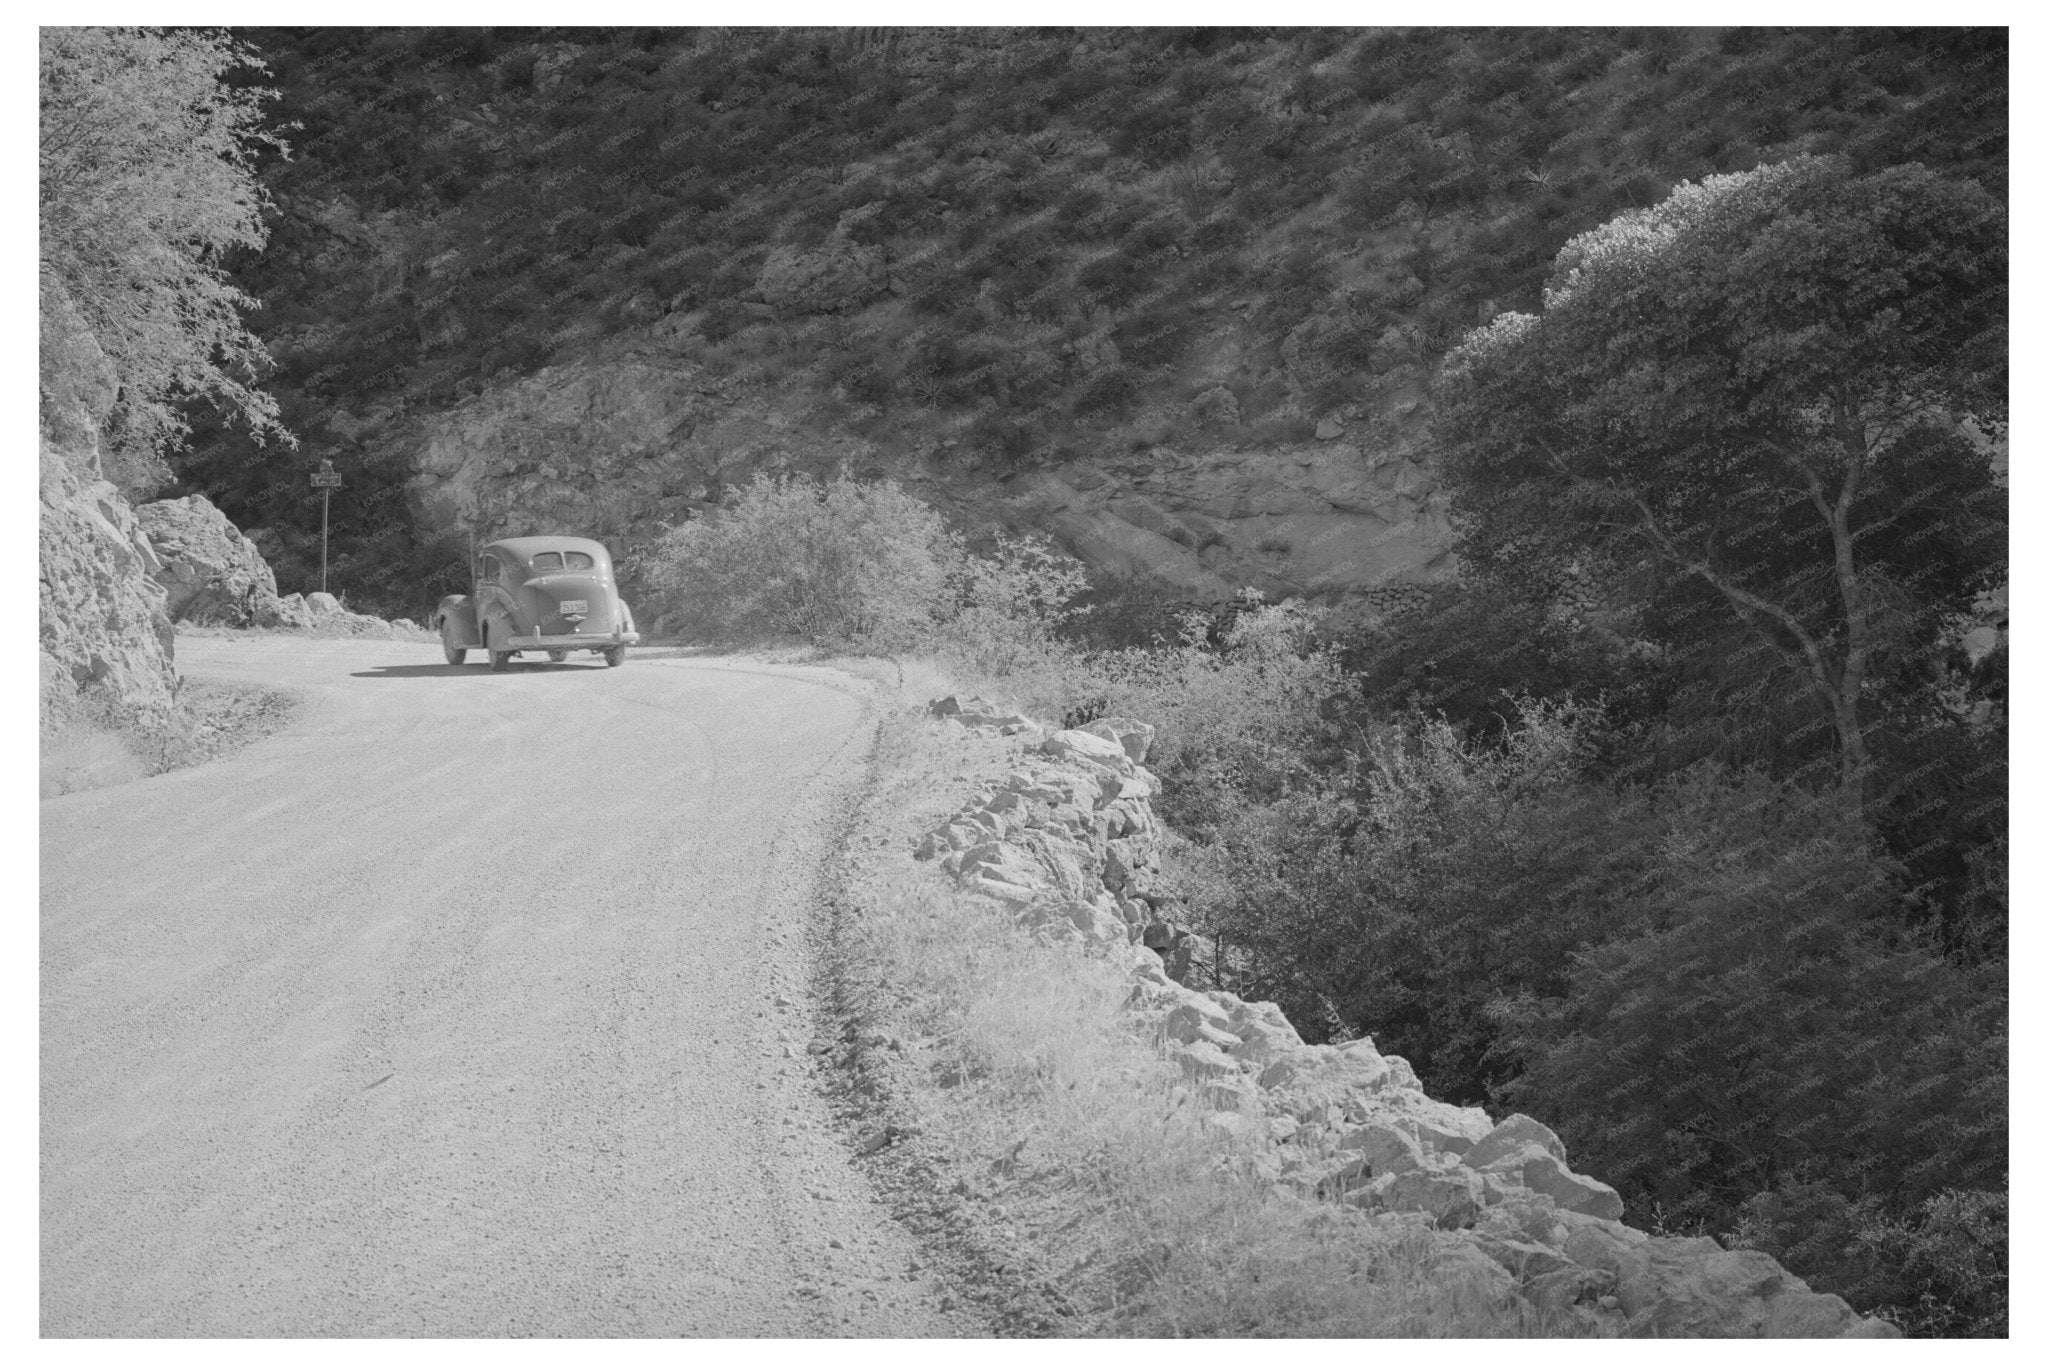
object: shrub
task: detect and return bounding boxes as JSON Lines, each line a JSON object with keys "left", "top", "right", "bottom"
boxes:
{"left": 641, "top": 472, "right": 957, "bottom": 648}
{"left": 1201, "top": 699, "right": 1650, "bottom": 1083}
{"left": 1082, "top": 594, "right": 1354, "bottom": 833}
{"left": 1732, "top": 1180, "right": 2008, "bottom": 1337}
{"left": 929, "top": 533, "right": 1089, "bottom": 678}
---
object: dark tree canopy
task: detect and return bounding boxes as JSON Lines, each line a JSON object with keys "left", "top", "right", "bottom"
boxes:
{"left": 1434, "top": 156, "right": 2006, "bottom": 808}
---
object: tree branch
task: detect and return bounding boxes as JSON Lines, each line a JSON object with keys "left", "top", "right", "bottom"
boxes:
{"left": 1528, "top": 435, "right": 1844, "bottom": 712}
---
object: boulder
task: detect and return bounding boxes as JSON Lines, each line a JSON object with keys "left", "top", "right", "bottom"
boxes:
{"left": 1334, "top": 1121, "right": 1428, "bottom": 1175}
{"left": 1465, "top": 1113, "right": 1569, "bottom": 1169}
{"left": 267, "top": 593, "right": 317, "bottom": 630}
{"left": 1421, "top": 1235, "right": 1519, "bottom": 1300}
{"left": 1513, "top": 1148, "right": 1624, "bottom": 1221}
{"left": 1390, "top": 1104, "right": 1494, "bottom": 1157}
{"left": 136, "top": 494, "right": 284, "bottom": 626}
{"left": 1228, "top": 1011, "right": 1306, "bottom": 1065}
{"left": 1465, "top": 1231, "right": 1574, "bottom": 1281}
{"left": 1377, "top": 1167, "right": 1485, "bottom": 1229}
{"left": 1042, "top": 728, "right": 1135, "bottom": 772}
{"left": 1612, "top": 1242, "right": 1896, "bottom": 1338}
{"left": 1174, "top": 1040, "right": 1238, "bottom": 1081}
{"left": 1078, "top": 716, "right": 1157, "bottom": 764}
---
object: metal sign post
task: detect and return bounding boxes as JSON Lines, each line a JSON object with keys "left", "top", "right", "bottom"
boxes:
{"left": 311, "top": 460, "right": 342, "bottom": 595}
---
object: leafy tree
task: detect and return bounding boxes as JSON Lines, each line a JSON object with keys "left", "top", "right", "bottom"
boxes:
{"left": 40, "top": 27, "right": 292, "bottom": 493}
{"left": 1434, "top": 157, "right": 2006, "bottom": 812}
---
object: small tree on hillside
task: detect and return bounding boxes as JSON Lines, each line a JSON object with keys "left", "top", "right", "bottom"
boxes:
{"left": 40, "top": 27, "right": 292, "bottom": 492}
{"left": 1434, "top": 157, "right": 2006, "bottom": 813}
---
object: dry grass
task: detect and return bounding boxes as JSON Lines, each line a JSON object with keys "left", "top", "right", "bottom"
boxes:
{"left": 39, "top": 723, "right": 148, "bottom": 799}
{"left": 39, "top": 679, "right": 304, "bottom": 800}
{"left": 829, "top": 683, "right": 1594, "bottom": 1337}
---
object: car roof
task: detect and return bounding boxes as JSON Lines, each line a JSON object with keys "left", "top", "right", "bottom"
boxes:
{"left": 482, "top": 536, "right": 612, "bottom": 561}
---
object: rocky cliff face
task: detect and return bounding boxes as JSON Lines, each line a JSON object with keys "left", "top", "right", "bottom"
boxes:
{"left": 393, "top": 336, "right": 1455, "bottom": 611}
{"left": 38, "top": 433, "right": 178, "bottom": 733}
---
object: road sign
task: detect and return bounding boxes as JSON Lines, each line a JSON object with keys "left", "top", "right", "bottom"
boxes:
{"left": 312, "top": 462, "right": 342, "bottom": 593}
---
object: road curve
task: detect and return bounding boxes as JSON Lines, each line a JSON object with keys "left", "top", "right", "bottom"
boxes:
{"left": 41, "top": 636, "right": 949, "bottom": 1337}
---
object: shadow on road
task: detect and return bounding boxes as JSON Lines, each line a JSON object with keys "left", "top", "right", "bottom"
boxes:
{"left": 348, "top": 662, "right": 602, "bottom": 678}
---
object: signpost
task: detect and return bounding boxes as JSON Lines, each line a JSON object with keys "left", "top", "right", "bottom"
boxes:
{"left": 311, "top": 460, "right": 342, "bottom": 595}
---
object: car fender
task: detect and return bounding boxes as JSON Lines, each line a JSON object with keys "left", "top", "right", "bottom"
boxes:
{"left": 433, "top": 594, "right": 481, "bottom": 647}
{"left": 480, "top": 601, "right": 519, "bottom": 649}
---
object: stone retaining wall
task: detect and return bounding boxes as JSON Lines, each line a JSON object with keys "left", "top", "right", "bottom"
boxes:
{"left": 912, "top": 695, "right": 1897, "bottom": 1338}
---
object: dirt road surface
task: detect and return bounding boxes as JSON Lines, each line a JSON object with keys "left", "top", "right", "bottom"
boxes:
{"left": 42, "top": 636, "right": 953, "bottom": 1337}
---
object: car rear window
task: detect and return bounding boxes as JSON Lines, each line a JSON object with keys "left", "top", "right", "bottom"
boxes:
{"left": 565, "top": 551, "right": 595, "bottom": 569}
{"left": 530, "top": 552, "right": 562, "bottom": 571}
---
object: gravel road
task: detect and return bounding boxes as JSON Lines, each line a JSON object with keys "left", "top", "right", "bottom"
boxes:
{"left": 42, "top": 636, "right": 952, "bottom": 1337}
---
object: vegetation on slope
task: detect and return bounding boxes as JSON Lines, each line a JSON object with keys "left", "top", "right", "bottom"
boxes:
{"left": 46, "top": 25, "right": 2003, "bottom": 1333}
{"left": 642, "top": 139, "right": 2007, "bottom": 1331}
{"left": 170, "top": 26, "right": 2004, "bottom": 615}
{"left": 39, "top": 27, "right": 292, "bottom": 493}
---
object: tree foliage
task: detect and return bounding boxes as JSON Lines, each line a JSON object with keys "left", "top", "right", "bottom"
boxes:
{"left": 1195, "top": 697, "right": 2006, "bottom": 1332}
{"left": 40, "top": 26, "right": 291, "bottom": 493}
{"left": 1435, "top": 157, "right": 2006, "bottom": 810}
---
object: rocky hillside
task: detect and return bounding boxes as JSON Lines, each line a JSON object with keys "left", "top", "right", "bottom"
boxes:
{"left": 167, "top": 26, "right": 2005, "bottom": 620}
{"left": 39, "top": 431, "right": 179, "bottom": 733}
{"left": 403, "top": 338, "right": 1454, "bottom": 617}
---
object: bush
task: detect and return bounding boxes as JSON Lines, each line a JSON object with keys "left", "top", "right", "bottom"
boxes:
{"left": 1081, "top": 594, "right": 1354, "bottom": 833}
{"left": 641, "top": 472, "right": 956, "bottom": 648}
{"left": 1732, "top": 1181, "right": 2008, "bottom": 1337}
{"left": 930, "top": 533, "right": 1089, "bottom": 678}
{"left": 1201, "top": 698, "right": 1650, "bottom": 1084}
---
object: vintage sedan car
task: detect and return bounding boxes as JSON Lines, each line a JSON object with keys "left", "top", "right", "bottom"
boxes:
{"left": 432, "top": 535, "right": 640, "bottom": 670}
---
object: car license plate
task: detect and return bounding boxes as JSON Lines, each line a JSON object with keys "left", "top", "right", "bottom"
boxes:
{"left": 558, "top": 600, "right": 587, "bottom": 615}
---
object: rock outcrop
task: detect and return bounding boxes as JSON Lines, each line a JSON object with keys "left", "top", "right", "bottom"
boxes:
{"left": 908, "top": 695, "right": 1897, "bottom": 1338}
{"left": 136, "top": 494, "right": 288, "bottom": 626}
{"left": 754, "top": 236, "right": 890, "bottom": 314}
{"left": 133, "top": 497, "right": 423, "bottom": 638}
{"left": 39, "top": 434, "right": 178, "bottom": 733}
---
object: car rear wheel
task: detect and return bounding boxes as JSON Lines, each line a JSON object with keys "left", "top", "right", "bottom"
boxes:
{"left": 546, "top": 650, "right": 568, "bottom": 663}
{"left": 603, "top": 645, "right": 627, "bottom": 668}
{"left": 489, "top": 649, "right": 512, "bottom": 671}
{"left": 440, "top": 619, "right": 467, "bottom": 666}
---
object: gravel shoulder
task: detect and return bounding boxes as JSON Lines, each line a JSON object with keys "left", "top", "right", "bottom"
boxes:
{"left": 41, "top": 635, "right": 962, "bottom": 1336}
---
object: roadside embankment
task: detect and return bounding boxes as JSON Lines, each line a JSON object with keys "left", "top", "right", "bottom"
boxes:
{"left": 820, "top": 689, "right": 1899, "bottom": 1338}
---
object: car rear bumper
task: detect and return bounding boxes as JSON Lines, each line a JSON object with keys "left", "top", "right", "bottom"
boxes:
{"left": 504, "top": 631, "right": 639, "bottom": 650}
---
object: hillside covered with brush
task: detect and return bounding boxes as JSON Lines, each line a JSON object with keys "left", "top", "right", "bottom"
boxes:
{"left": 167, "top": 25, "right": 2006, "bottom": 617}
